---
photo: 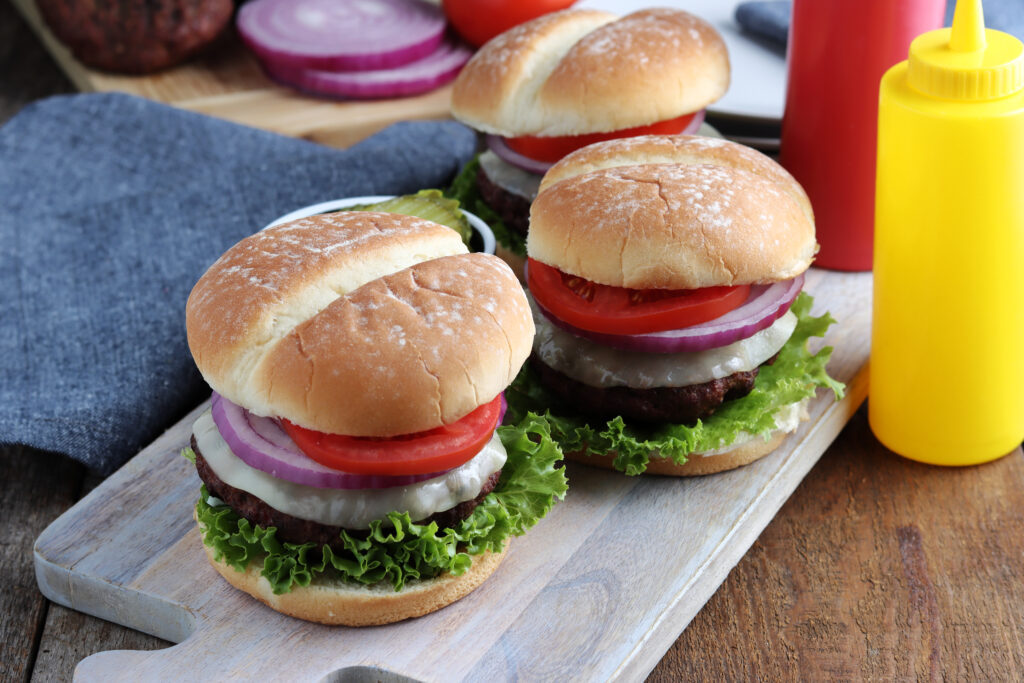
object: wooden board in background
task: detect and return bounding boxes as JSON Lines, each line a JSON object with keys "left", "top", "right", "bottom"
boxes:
{"left": 34, "top": 269, "right": 871, "bottom": 682}
{"left": 10, "top": 0, "right": 457, "bottom": 149}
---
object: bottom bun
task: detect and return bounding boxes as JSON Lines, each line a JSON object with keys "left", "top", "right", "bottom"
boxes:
{"left": 569, "top": 430, "right": 790, "bottom": 477}
{"left": 200, "top": 531, "right": 508, "bottom": 626}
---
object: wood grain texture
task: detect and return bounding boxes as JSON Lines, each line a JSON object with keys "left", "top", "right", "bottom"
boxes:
{"left": 8, "top": 5, "right": 1023, "bottom": 680}
{"left": 650, "top": 408, "right": 1024, "bottom": 681}
{"left": 9, "top": 0, "right": 457, "bottom": 149}
{"left": 0, "top": 447, "right": 83, "bottom": 682}
{"left": 32, "top": 270, "right": 868, "bottom": 681}
{"left": 0, "top": 5, "right": 78, "bottom": 681}
{"left": 30, "top": 604, "right": 170, "bottom": 683}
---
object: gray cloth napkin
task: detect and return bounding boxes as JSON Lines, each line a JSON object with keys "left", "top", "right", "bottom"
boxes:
{"left": 735, "top": 1, "right": 790, "bottom": 47}
{"left": 735, "top": 1, "right": 1024, "bottom": 47}
{"left": 0, "top": 92, "right": 476, "bottom": 474}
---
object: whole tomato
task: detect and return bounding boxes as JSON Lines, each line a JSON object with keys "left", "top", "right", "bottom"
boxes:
{"left": 442, "top": 0, "right": 578, "bottom": 47}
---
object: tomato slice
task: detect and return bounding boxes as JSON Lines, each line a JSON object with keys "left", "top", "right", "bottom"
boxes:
{"left": 282, "top": 396, "right": 501, "bottom": 476}
{"left": 504, "top": 113, "right": 698, "bottom": 163}
{"left": 442, "top": 0, "right": 579, "bottom": 48}
{"left": 527, "top": 258, "right": 751, "bottom": 335}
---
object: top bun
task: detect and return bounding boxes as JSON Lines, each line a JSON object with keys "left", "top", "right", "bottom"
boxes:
{"left": 528, "top": 135, "right": 817, "bottom": 290}
{"left": 187, "top": 212, "right": 533, "bottom": 436}
{"left": 451, "top": 8, "right": 729, "bottom": 137}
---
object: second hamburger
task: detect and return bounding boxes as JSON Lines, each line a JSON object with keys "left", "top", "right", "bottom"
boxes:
{"left": 448, "top": 7, "right": 729, "bottom": 271}
{"left": 184, "top": 211, "right": 567, "bottom": 624}
{"left": 511, "top": 135, "right": 844, "bottom": 475}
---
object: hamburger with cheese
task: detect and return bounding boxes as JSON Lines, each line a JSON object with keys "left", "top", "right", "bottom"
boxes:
{"left": 183, "top": 211, "right": 566, "bottom": 625}
{"left": 448, "top": 7, "right": 729, "bottom": 273}
{"left": 507, "top": 135, "right": 844, "bottom": 475}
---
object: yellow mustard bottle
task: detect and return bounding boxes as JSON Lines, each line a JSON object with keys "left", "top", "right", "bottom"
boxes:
{"left": 870, "top": 0, "right": 1024, "bottom": 465}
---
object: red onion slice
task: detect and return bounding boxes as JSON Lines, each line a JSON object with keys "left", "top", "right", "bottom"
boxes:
{"left": 261, "top": 37, "right": 472, "bottom": 100}
{"left": 209, "top": 393, "right": 446, "bottom": 489}
{"left": 238, "top": 0, "right": 447, "bottom": 71}
{"left": 486, "top": 135, "right": 555, "bottom": 175}
{"left": 486, "top": 110, "right": 708, "bottom": 176}
{"left": 536, "top": 275, "right": 804, "bottom": 354}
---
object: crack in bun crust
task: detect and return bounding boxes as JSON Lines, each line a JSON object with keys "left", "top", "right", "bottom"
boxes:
{"left": 451, "top": 8, "right": 729, "bottom": 137}
{"left": 528, "top": 135, "right": 817, "bottom": 290}
{"left": 187, "top": 212, "right": 534, "bottom": 435}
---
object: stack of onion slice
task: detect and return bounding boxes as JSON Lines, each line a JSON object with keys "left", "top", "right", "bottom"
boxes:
{"left": 238, "top": 0, "right": 472, "bottom": 99}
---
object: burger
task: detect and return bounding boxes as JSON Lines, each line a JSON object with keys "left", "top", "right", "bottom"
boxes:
{"left": 183, "top": 211, "right": 566, "bottom": 625}
{"left": 448, "top": 7, "right": 729, "bottom": 275}
{"left": 507, "top": 134, "right": 845, "bottom": 475}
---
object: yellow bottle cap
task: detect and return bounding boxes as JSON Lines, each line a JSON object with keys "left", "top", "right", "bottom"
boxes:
{"left": 908, "top": 0, "right": 1024, "bottom": 100}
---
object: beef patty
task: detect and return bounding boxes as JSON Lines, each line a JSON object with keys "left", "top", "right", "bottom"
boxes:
{"left": 192, "top": 435, "right": 501, "bottom": 549}
{"left": 531, "top": 356, "right": 762, "bottom": 425}
{"left": 476, "top": 163, "right": 531, "bottom": 238}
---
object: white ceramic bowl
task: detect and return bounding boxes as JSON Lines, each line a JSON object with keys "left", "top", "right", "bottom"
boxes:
{"left": 264, "top": 196, "right": 496, "bottom": 255}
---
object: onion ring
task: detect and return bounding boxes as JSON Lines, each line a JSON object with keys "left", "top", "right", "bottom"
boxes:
{"left": 237, "top": 0, "right": 446, "bottom": 71}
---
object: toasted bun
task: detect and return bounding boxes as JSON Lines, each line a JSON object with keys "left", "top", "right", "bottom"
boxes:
{"left": 201, "top": 532, "right": 508, "bottom": 626}
{"left": 451, "top": 8, "right": 729, "bottom": 137}
{"left": 569, "top": 430, "right": 789, "bottom": 476}
{"left": 187, "top": 212, "right": 534, "bottom": 436}
{"left": 527, "top": 136, "right": 817, "bottom": 290}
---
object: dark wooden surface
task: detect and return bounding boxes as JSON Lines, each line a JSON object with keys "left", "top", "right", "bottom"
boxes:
{"left": 3, "top": 3, "right": 1023, "bottom": 680}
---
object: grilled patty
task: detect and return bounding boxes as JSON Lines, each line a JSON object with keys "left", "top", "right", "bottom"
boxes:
{"left": 476, "top": 163, "right": 532, "bottom": 238}
{"left": 192, "top": 435, "right": 501, "bottom": 549}
{"left": 531, "top": 356, "right": 761, "bottom": 425}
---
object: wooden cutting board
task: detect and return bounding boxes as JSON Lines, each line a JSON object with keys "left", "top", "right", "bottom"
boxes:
{"left": 10, "top": 0, "right": 457, "bottom": 149}
{"left": 34, "top": 269, "right": 871, "bottom": 681}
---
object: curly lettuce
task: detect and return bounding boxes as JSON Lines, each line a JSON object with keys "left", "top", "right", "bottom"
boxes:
{"left": 192, "top": 414, "right": 566, "bottom": 594}
{"left": 445, "top": 156, "right": 527, "bottom": 256}
{"left": 505, "top": 292, "right": 845, "bottom": 475}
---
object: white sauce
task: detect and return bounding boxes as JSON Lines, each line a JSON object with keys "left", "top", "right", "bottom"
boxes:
{"left": 479, "top": 150, "right": 543, "bottom": 200}
{"left": 193, "top": 410, "right": 506, "bottom": 529}
{"left": 532, "top": 299, "right": 797, "bottom": 389}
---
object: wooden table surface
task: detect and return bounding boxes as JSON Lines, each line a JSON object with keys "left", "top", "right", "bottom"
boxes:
{"left": 3, "top": 4, "right": 1023, "bottom": 680}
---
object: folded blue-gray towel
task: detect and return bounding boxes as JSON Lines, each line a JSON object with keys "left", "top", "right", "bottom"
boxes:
{"left": 735, "top": 1, "right": 1024, "bottom": 46}
{"left": 0, "top": 93, "right": 476, "bottom": 474}
{"left": 735, "top": 1, "right": 790, "bottom": 47}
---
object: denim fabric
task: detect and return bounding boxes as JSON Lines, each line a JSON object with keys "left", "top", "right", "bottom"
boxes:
{"left": 0, "top": 93, "right": 476, "bottom": 474}
{"left": 736, "top": 1, "right": 1024, "bottom": 46}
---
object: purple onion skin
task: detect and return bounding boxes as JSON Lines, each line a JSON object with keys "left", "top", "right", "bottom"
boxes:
{"left": 237, "top": 0, "right": 447, "bottom": 72}
{"left": 261, "top": 39, "right": 472, "bottom": 100}
{"left": 243, "top": 30, "right": 443, "bottom": 73}
{"left": 536, "top": 275, "right": 804, "bottom": 354}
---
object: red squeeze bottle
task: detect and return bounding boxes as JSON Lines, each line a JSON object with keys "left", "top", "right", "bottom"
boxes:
{"left": 779, "top": 0, "right": 946, "bottom": 271}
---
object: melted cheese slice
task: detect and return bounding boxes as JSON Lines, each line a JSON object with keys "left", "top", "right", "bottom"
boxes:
{"left": 479, "top": 150, "right": 543, "bottom": 200}
{"left": 193, "top": 410, "right": 506, "bottom": 529}
{"left": 533, "top": 299, "right": 797, "bottom": 389}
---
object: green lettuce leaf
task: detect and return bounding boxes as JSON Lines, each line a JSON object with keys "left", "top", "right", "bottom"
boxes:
{"left": 505, "top": 292, "right": 845, "bottom": 475}
{"left": 192, "top": 415, "right": 567, "bottom": 594}
{"left": 445, "top": 156, "right": 527, "bottom": 256}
